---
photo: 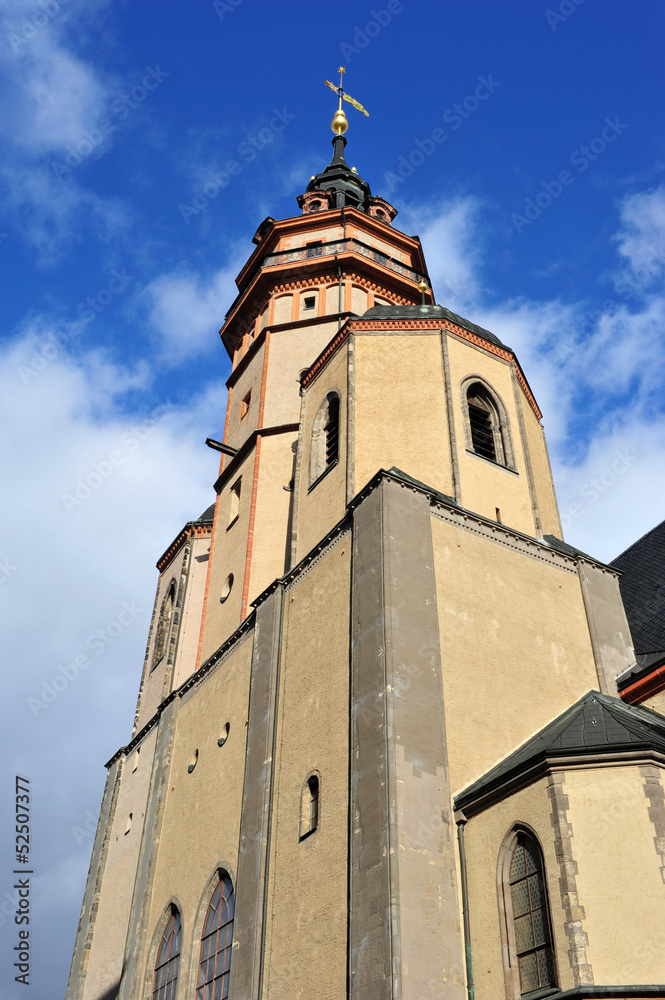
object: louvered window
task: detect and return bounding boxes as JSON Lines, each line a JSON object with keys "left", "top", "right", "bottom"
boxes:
{"left": 466, "top": 383, "right": 506, "bottom": 465}
{"left": 509, "top": 834, "right": 556, "bottom": 995}
{"left": 310, "top": 392, "right": 341, "bottom": 486}
{"left": 324, "top": 395, "right": 339, "bottom": 467}
{"left": 152, "top": 580, "right": 176, "bottom": 670}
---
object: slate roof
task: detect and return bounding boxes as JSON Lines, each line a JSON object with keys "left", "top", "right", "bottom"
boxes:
{"left": 542, "top": 533, "right": 597, "bottom": 562}
{"left": 387, "top": 466, "right": 458, "bottom": 508}
{"left": 360, "top": 304, "right": 507, "bottom": 349}
{"left": 611, "top": 518, "right": 665, "bottom": 656}
{"left": 455, "top": 690, "right": 665, "bottom": 811}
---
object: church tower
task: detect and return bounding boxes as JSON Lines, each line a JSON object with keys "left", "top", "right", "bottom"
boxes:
{"left": 67, "top": 80, "right": 665, "bottom": 1000}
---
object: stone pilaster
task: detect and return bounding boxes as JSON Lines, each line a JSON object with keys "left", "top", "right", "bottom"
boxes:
{"left": 349, "top": 477, "right": 465, "bottom": 1000}
{"left": 548, "top": 772, "right": 593, "bottom": 985}
{"left": 228, "top": 585, "right": 284, "bottom": 999}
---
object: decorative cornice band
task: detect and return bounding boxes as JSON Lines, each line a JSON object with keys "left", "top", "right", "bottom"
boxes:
{"left": 455, "top": 748, "right": 665, "bottom": 817}
{"left": 300, "top": 315, "right": 542, "bottom": 419}
{"left": 213, "top": 423, "right": 300, "bottom": 494}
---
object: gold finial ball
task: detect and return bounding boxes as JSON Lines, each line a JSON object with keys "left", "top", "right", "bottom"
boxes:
{"left": 331, "top": 109, "right": 348, "bottom": 135}
{"left": 351, "top": 166, "right": 357, "bottom": 173}
{"left": 417, "top": 279, "right": 429, "bottom": 294}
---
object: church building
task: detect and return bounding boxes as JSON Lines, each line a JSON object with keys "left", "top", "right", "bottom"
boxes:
{"left": 66, "top": 80, "right": 665, "bottom": 1000}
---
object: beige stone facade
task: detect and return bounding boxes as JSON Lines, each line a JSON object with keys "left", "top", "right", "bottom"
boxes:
{"left": 67, "top": 135, "right": 665, "bottom": 1000}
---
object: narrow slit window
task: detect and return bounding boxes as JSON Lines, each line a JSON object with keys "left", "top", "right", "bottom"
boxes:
{"left": 299, "top": 773, "right": 319, "bottom": 840}
{"left": 228, "top": 478, "right": 241, "bottom": 527}
{"left": 240, "top": 391, "right": 251, "bottom": 420}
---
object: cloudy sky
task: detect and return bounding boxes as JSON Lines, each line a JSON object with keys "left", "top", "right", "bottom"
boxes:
{"left": 0, "top": 1, "right": 663, "bottom": 997}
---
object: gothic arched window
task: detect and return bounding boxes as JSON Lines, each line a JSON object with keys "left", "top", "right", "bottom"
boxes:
{"left": 461, "top": 378, "right": 515, "bottom": 469}
{"left": 153, "top": 906, "right": 181, "bottom": 1000}
{"left": 299, "top": 772, "right": 320, "bottom": 840}
{"left": 501, "top": 831, "right": 557, "bottom": 997}
{"left": 309, "top": 392, "right": 340, "bottom": 486}
{"left": 197, "top": 873, "right": 235, "bottom": 1000}
{"left": 152, "top": 579, "right": 176, "bottom": 670}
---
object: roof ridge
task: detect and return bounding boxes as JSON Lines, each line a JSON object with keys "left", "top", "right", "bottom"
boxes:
{"left": 611, "top": 516, "right": 665, "bottom": 564}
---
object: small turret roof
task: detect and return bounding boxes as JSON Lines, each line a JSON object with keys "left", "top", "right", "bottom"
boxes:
{"left": 361, "top": 303, "right": 507, "bottom": 349}
{"left": 194, "top": 503, "right": 216, "bottom": 524}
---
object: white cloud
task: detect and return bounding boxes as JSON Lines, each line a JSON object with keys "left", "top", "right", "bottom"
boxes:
{"left": 0, "top": 1, "right": 130, "bottom": 257}
{"left": 613, "top": 186, "right": 665, "bottom": 287}
{"left": 0, "top": 325, "right": 226, "bottom": 999}
{"left": 400, "top": 196, "right": 483, "bottom": 310}
{"left": 145, "top": 260, "right": 244, "bottom": 365}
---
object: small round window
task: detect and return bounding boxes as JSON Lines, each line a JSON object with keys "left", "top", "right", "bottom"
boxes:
{"left": 220, "top": 574, "right": 234, "bottom": 604}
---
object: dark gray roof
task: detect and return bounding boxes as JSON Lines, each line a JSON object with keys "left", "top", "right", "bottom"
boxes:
{"left": 387, "top": 466, "right": 458, "bottom": 508}
{"left": 455, "top": 690, "right": 665, "bottom": 811}
{"left": 543, "top": 533, "right": 597, "bottom": 562}
{"left": 360, "top": 304, "right": 507, "bottom": 349}
{"left": 611, "top": 518, "right": 665, "bottom": 656}
{"left": 194, "top": 503, "right": 216, "bottom": 524}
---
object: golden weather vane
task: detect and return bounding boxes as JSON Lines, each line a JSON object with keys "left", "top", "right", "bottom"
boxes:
{"left": 323, "top": 67, "right": 369, "bottom": 135}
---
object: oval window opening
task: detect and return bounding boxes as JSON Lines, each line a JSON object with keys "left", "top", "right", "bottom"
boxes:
{"left": 188, "top": 749, "right": 199, "bottom": 774}
{"left": 220, "top": 574, "right": 234, "bottom": 604}
{"left": 217, "top": 722, "right": 230, "bottom": 748}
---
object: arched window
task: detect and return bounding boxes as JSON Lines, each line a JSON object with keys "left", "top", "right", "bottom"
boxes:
{"left": 309, "top": 392, "right": 340, "bottom": 486}
{"left": 502, "top": 831, "right": 557, "bottom": 997}
{"left": 197, "top": 873, "right": 234, "bottom": 1000}
{"left": 153, "top": 906, "right": 181, "bottom": 1000}
{"left": 152, "top": 579, "right": 176, "bottom": 669}
{"left": 299, "top": 772, "right": 319, "bottom": 840}
{"left": 461, "top": 378, "right": 514, "bottom": 469}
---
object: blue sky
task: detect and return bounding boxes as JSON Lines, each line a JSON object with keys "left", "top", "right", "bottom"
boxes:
{"left": 0, "top": 2, "right": 664, "bottom": 997}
